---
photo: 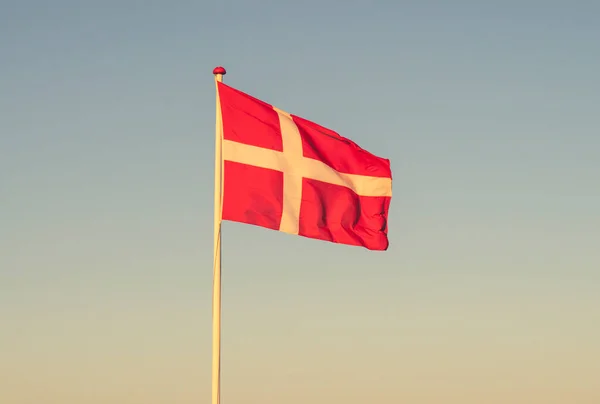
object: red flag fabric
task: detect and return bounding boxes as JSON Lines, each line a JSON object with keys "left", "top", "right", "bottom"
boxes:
{"left": 217, "top": 82, "right": 392, "bottom": 251}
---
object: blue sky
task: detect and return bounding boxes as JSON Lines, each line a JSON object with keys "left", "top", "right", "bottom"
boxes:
{"left": 1, "top": 1, "right": 599, "bottom": 403}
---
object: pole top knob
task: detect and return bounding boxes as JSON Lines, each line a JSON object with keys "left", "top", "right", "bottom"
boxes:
{"left": 213, "top": 66, "right": 226, "bottom": 75}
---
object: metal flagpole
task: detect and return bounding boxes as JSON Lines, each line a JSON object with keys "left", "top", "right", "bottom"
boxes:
{"left": 212, "top": 66, "right": 226, "bottom": 404}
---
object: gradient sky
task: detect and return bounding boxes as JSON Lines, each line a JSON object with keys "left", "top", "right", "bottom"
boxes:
{"left": 1, "top": 1, "right": 599, "bottom": 403}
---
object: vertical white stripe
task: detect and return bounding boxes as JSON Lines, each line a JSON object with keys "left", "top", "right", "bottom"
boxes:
{"left": 274, "top": 108, "right": 304, "bottom": 235}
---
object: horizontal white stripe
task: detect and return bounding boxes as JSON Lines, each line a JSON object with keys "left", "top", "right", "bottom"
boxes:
{"left": 223, "top": 139, "right": 392, "bottom": 198}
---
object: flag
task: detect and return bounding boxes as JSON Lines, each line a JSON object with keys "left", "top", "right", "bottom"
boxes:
{"left": 217, "top": 82, "right": 392, "bottom": 251}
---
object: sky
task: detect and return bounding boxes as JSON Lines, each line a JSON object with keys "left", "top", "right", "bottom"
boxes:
{"left": 1, "top": 1, "right": 599, "bottom": 403}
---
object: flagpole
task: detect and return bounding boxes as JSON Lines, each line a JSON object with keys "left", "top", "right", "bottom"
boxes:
{"left": 212, "top": 66, "right": 226, "bottom": 404}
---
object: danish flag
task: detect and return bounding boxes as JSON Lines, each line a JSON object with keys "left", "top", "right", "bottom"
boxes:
{"left": 217, "top": 82, "right": 393, "bottom": 251}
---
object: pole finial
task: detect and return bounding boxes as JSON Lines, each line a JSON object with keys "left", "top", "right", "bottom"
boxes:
{"left": 213, "top": 66, "right": 226, "bottom": 76}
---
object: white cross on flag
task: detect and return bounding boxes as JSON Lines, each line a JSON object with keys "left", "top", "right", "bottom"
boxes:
{"left": 217, "top": 82, "right": 393, "bottom": 250}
